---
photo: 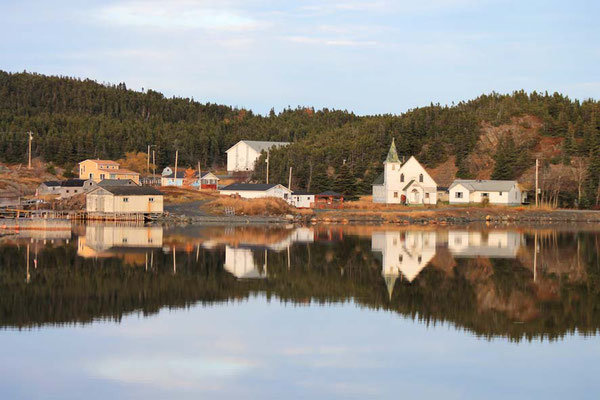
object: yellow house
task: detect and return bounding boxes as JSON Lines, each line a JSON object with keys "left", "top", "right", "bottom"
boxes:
{"left": 78, "top": 159, "right": 140, "bottom": 184}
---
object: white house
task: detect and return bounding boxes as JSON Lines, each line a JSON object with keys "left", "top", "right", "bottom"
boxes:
{"left": 372, "top": 139, "right": 437, "bottom": 205}
{"left": 449, "top": 179, "right": 522, "bottom": 205}
{"left": 291, "top": 190, "right": 314, "bottom": 208}
{"left": 226, "top": 140, "right": 290, "bottom": 172}
{"left": 447, "top": 230, "right": 523, "bottom": 258}
{"left": 224, "top": 246, "right": 266, "bottom": 279}
{"left": 219, "top": 183, "right": 292, "bottom": 202}
{"left": 371, "top": 230, "right": 438, "bottom": 299}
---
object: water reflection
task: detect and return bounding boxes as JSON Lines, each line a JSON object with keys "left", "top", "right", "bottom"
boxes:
{"left": 1, "top": 223, "right": 599, "bottom": 341}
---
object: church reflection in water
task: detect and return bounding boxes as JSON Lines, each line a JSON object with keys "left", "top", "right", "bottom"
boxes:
{"left": 1, "top": 223, "right": 598, "bottom": 340}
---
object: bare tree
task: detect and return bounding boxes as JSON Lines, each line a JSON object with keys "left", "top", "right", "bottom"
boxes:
{"left": 570, "top": 157, "right": 588, "bottom": 204}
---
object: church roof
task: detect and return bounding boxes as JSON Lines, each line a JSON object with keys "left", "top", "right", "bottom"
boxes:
{"left": 402, "top": 179, "right": 416, "bottom": 191}
{"left": 385, "top": 138, "right": 400, "bottom": 163}
{"left": 372, "top": 173, "right": 384, "bottom": 185}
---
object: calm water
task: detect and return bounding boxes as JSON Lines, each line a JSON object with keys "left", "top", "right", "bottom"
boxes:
{"left": 1, "top": 223, "right": 599, "bottom": 399}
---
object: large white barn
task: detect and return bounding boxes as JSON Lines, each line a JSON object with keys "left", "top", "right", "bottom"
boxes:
{"left": 226, "top": 140, "right": 290, "bottom": 173}
{"left": 372, "top": 139, "right": 437, "bottom": 205}
{"left": 449, "top": 179, "right": 522, "bottom": 205}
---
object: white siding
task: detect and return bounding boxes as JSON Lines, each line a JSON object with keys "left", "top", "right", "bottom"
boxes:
{"left": 449, "top": 184, "right": 470, "bottom": 204}
{"left": 226, "top": 142, "right": 260, "bottom": 172}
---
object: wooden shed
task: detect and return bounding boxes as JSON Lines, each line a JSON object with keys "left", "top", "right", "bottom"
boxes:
{"left": 86, "top": 186, "right": 163, "bottom": 218}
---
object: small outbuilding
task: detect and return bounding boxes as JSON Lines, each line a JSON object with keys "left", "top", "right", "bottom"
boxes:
{"left": 86, "top": 186, "right": 163, "bottom": 217}
{"left": 36, "top": 181, "right": 62, "bottom": 196}
{"left": 449, "top": 179, "right": 522, "bottom": 205}
{"left": 226, "top": 140, "right": 290, "bottom": 172}
{"left": 291, "top": 190, "right": 315, "bottom": 208}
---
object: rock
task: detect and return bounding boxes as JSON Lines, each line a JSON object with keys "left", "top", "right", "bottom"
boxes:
{"left": 285, "top": 214, "right": 294, "bottom": 221}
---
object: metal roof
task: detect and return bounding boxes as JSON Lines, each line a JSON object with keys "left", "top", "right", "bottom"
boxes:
{"left": 385, "top": 138, "right": 400, "bottom": 163}
{"left": 98, "top": 186, "right": 163, "bottom": 196}
{"left": 318, "top": 190, "right": 343, "bottom": 197}
{"left": 292, "top": 190, "right": 314, "bottom": 195}
{"left": 98, "top": 179, "right": 138, "bottom": 187}
{"left": 79, "top": 159, "right": 119, "bottom": 165}
{"left": 449, "top": 179, "right": 518, "bottom": 192}
{"left": 220, "top": 183, "right": 279, "bottom": 191}
{"left": 42, "top": 181, "right": 61, "bottom": 187}
{"left": 61, "top": 179, "right": 87, "bottom": 187}
{"left": 372, "top": 173, "right": 384, "bottom": 185}
{"left": 229, "top": 140, "right": 290, "bottom": 153}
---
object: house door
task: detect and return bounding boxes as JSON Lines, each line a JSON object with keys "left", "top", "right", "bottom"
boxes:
{"left": 411, "top": 189, "right": 420, "bottom": 204}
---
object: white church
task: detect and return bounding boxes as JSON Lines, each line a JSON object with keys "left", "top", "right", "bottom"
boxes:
{"left": 372, "top": 139, "right": 438, "bottom": 205}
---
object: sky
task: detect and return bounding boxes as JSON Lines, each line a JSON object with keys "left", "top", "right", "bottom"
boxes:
{"left": 0, "top": 0, "right": 599, "bottom": 115}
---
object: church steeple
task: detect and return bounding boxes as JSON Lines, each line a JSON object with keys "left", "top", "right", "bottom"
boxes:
{"left": 385, "top": 138, "right": 400, "bottom": 163}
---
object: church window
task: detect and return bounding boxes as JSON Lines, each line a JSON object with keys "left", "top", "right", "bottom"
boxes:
{"left": 393, "top": 192, "right": 398, "bottom": 198}
{"left": 400, "top": 174, "right": 404, "bottom": 182}
{"left": 419, "top": 174, "right": 423, "bottom": 182}
{"left": 392, "top": 164, "right": 395, "bottom": 170}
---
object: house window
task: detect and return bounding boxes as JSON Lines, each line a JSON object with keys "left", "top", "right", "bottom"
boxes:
{"left": 149, "top": 197, "right": 154, "bottom": 202}
{"left": 89, "top": 173, "right": 93, "bottom": 179}
{"left": 123, "top": 197, "right": 129, "bottom": 203}
{"left": 100, "top": 174, "right": 105, "bottom": 180}
{"left": 418, "top": 256, "right": 422, "bottom": 264}
{"left": 482, "top": 193, "right": 489, "bottom": 198}
{"left": 66, "top": 190, "right": 69, "bottom": 193}
{"left": 499, "top": 192, "right": 503, "bottom": 196}
{"left": 393, "top": 192, "right": 398, "bottom": 198}
{"left": 399, "top": 255, "right": 403, "bottom": 262}
{"left": 123, "top": 238, "right": 128, "bottom": 243}
{"left": 455, "top": 192, "right": 463, "bottom": 199}
{"left": 425, "top": 193, "right": 429, "bottom": 199}
{"left": 400, "top": 174, "right": 404, "bottom": 183}
{"left": 419, "top": 174, "right": 423, "bottom": 183}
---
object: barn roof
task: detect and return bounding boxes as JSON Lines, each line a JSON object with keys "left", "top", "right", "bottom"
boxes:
{"left": 228, "top": 140, "right": 290, "bottom": 153}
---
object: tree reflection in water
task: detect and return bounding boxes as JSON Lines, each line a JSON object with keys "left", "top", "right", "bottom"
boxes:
{"left": 0, "top": 224, "right": 599, "bottom": 342}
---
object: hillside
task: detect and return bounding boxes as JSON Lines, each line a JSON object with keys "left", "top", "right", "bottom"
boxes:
{"left": 1, "top": 70, "right": 599, "bottom": 207}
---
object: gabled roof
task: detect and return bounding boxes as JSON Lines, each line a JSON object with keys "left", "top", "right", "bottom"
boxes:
{"left": 61, "top": 179, "right": 87, "bottom": 187}
{"left": 94, "top": 186, "right": 163, "bottom": 196}
{"left": 200, "top": 172, "right": 219, "bottom": 180}
{"left": 402, "top": 179, "right": 417, "bottom": 191}
{"left": 385, "top": 138, "right": 401, "bottom": 163}
{"left": 112, "top": 168, "right": 139, "bottom": 175}
{"left": 318, "top": 190, "right": 343, "bottom": 197}
{"left": 42, "top": 181, "right": 61, "bottom": 187}
{"left": 220, "top": 183, "right": 280, "bottom": 191}
{"left": 227, "top": 140, "right": 290, "bottom": 153}
{"left": 292, "top": 190, "right": 314, "bottom": 195}
{"left": 79, "top": 159, "right": 119, "bottom": 165}
{"left": 450, "top": 179, "right": 518, "bottom": 192}
{"left": 372, "top": 173, "right": 384, "bottom": 185}
{"left": 98, "top": 179, "right": 138, "bottom": 187}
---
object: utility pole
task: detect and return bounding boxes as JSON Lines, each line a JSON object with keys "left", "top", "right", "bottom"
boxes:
{"left": 266, "top": 151, "right": 270, "bottom": 184}
{"left": 147, "top": 145, "right": 150, "bottom": 175}
{"left": 27, "top": 131, "right": 33, "bottom": 170}
{"left": 288, "top": 166, "right": 293, "bottom": 190}
{"left": 152, "top": 150, "right": 156, "bottom": 177}
{"left": 174, "top": 150, "right": 178, "bottom": 187}
{"left": 535, "top": 158, "right": 539, "bottom": 207}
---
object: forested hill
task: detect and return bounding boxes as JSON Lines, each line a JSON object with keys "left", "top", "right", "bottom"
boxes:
{"left": 1, "top": 70, "right": 599, "bottom": 206}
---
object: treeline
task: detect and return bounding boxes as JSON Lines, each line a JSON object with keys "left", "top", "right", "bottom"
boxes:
{"left": 1, "top": 71, "right": 599, "bottom": 205}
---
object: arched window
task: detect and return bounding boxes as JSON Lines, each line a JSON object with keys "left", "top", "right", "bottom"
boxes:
{"left": 400, "top": 173, "right": 404, "bottom": 183}
{"left": 419, "top": 173, "right": 423, "bottom": 182}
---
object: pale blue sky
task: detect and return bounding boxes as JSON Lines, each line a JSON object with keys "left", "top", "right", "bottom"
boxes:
{"left": 1, "top": 0, "right": 599, "bottom": 115}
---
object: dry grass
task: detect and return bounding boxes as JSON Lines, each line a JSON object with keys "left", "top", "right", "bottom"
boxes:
{"left": 206, "top": 196, "right": 293, "bottom": 216}
{"left": 160, "top": 186, "right": 219, "bottom": 204}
